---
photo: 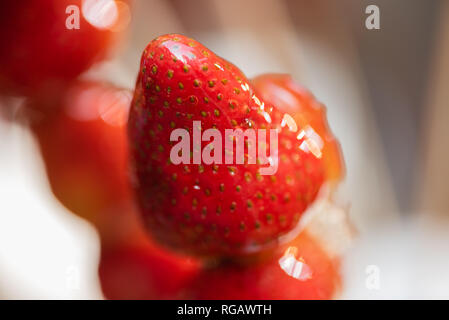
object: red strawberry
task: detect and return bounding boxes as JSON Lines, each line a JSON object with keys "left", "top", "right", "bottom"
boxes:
{"left": 128, "top": 34, "right": 325, "bottom": 257}
{"left": 99, "top": 230, "right": 340, "bottom": 300}
{"left": 188, "top": 231, "right": 341, "bottom": 300}
{"left": 0, "top": 0, "right": 128, "bottom": 97}
{"left": 99, "top": 238, "right": 201, "bottom": 300}
{"left": 252, "top": 74, "right": 344, "bottom": 183}
{"left": 29, "top": 80, "right": 134, "bottom": 235}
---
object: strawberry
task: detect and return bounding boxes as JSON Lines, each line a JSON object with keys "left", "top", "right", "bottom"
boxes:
{"left": 188, "top": 231, "right": 341, "bottom": 300}
{"left": 0, "top": 0, "right": 126, "bottom": 97}
{"left": 29, "top": 80, "right": 134, "bottom": 234}
{"left": 99, "top": 237, "right": 201, "bottom": 300}
{"left": 252, "top": 74, "right": 344, "bottom": 183}
{"left": 99, "top": 230, "right": 340, "bottom": 300}
{"left": 128, "top": 34, "right": 326, "bottom": 257}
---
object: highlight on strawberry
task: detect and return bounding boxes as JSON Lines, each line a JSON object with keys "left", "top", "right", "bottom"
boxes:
{"left": 251, "top": 74, "right": 345, "bottom": 184}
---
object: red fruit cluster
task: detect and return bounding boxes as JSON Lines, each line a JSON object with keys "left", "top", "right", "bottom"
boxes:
{"left": 116, "top": 34, "right": 345, "bottom": 299}
{"left": 23, "top": 30, "right": 345, "bottom": 299}
{"left": 99, "top": 230, "right": 341, "bottom": 300}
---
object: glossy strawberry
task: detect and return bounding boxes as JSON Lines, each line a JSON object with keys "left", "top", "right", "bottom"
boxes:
{"left": 0, "top": 0, "right": 126, "bottom": 97}
{"left": 188, "top": 231, "right": 341, "bottom": 300}
{"left": 29, "top": 81, "right": 134, "bottom": 232}
{"left": 252, "top": 74, "right": 344, "bottom": 183}
{"left": 128, "top": 34, "right": 325, "bottom": 257}
{"left": 99, "top": 237, "right": 201, "bottom": 300}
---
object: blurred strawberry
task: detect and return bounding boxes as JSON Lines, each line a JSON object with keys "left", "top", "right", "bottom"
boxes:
{"left": 23, "top": 78, "right": 201, "bottom": 300}
{"left": 252, "top": 74, "right": 344, "bottom": 183}
{"left": 188, "top": 231, "right": 341, "bottom": 300}
{"left": 0, "top": 0, "right": 129, "bottom": 97}
{"left": 99, "top": 229, "right": 340, "bottom": 300}
{"left": 28, "top": 80, "right": 134, "bottom": 236}
{"left": 99, "top": 237, "right": 201, "bottom": 300}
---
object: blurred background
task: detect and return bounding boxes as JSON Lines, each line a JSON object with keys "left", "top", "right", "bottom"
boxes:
{"left": 1, "top": 0, "right": 448, "bottom": 299}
